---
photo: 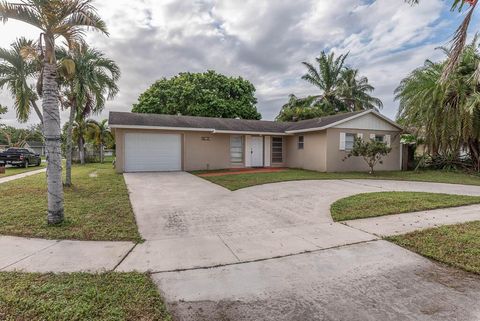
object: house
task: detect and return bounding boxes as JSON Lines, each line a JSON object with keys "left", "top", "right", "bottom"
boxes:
{"left": 23, "top": 141, "right": 45, "bottom": 156}
{"left": 109, "top": 110, "right": 403, "bottom": 173}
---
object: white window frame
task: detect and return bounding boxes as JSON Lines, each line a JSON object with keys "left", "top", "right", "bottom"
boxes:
{"left": 298, "top": 136, "right": 304, "bottom": 150}
{"left": 345, "top": 133, "right": 357, "bottom": 151}
{"left": 230, "top": 135, "right": 244, "bottom": 164}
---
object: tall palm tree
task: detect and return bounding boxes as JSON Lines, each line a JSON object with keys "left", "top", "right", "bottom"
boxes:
{"left": 395, "top": 38, "right": 480, "bottom": 169}
{"left": 0, "top": 37, "right": 42, "bottom": 123}
{"left": 87, "top": 119, "right": 112, "bottom": 163}
{"left": 301, "top": 51, "right": 348, "bottom": 111}
{"left": 0, "top": 0, "right": 107, "bottom": 224}
{"left": 57, "top": 45, "right": 119, "bottom": 186}
{"left": 278, "top": 51, "right": 382, "bottom": 121}
{"left": 406, "top": 0, "right": 478, "bottom": 80}
{"left": 339, "top": 68, "right": 383, "bottom": 112}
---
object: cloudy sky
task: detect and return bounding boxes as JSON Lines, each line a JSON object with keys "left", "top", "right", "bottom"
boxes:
{"left": 0, "top": 0, "right": 478, "bottom": 127}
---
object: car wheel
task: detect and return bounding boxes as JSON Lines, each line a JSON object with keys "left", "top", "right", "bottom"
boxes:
{"left": 24, "top": 160, "right": 29, "bottom": 168}
{"left": 36, "top": 160, "right": 41, "bottom": 166}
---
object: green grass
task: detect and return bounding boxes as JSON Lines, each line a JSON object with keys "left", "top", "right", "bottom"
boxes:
{"left": 0, "top": 163, "right": 141, "bottom": 242}
{"left": 0, "top": 272, "right": 171, "bottom": 321}
{"left": 0, "top": 162, "right": 46, "bottom": 178}
{"left": 388, "top": 221, "right": 480, "bottom": 274}
{"left": 192, "top": 168, "right": 480, "bottom": 191}
{"left": 330, "top": 192, "right": 480, "bottom": 221}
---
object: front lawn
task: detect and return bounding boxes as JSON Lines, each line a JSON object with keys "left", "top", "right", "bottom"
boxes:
{"left": 0, "top": 272, "right": 171, "bottom": 321}
{"left": 388, "top": 221, "right": 480, "bottom": 274}
{"left": 0, "top": 163, "right": 141, "bottom": 241}
{"left": 0, "top": 162, "right": 46, "bottom": 178}
{"left": 330, "top": 192, "right": 480, "bottom": 221}
{"left": 192, "top": 168, "right": 480, "bottom": 191}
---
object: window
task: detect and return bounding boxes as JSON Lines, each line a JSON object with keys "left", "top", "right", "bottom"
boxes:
{"left": 375, "top": 135, "right": 384, "bottom": 142}
{"left": 272, "top": 137, "right": 283, "bottom": 163}
{"left": 345, "top": 133, "right": 357, "bottom": 150}
{"left": 230, "top": 135, "right": 243, "bottom": 163}
{"left": 298, "top": 136, "right": 304, "bottom": 149}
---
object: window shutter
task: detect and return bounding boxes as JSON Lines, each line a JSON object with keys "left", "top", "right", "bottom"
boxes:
{"left": 357, "top": 133, "right": 363, "bottom": 140}
{"left": 385, "top": 135, "right": 391, "bottom": 147}
{"left": 370, "top": 133, "right": 376, "bottom": 140}
{"left": 339, "top": 132, "right": 346, "bottom": 150}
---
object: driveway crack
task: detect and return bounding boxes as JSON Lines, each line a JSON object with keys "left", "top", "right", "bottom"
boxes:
{"left": 217, "top": 235, "right": 241, "bottom": 262}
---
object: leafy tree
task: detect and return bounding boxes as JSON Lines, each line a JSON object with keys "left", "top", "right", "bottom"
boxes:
{"left": 57, "top": 45, "right": 119, "bottom": 186}
{"left": 277, "top": 51, "right": 382, "bottom": 122}
{"left": 0, "top": 38, "right": 42, "bottom": 123}
{"left": 132, "top": 70, "right": 261, "bottom": 119}
{"left": 0, "top": 0, "right": 108, "bottom": 224}
{"left": 406, "top": 0, "right": 478, "bottom": 80}
{"left": 344, "top": 138, "right": 392, "bottom": 174}
{"left": 395, "top": 38, "right": 480, "bottom": 170}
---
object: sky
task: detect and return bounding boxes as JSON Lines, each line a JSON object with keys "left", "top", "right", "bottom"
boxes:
{"left": 0, "top": 0, "right": 478, "bottom": 128}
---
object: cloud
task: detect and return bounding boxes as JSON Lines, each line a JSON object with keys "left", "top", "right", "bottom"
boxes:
{"left": 0, "top": 0, "right": 462, "bottom": 127}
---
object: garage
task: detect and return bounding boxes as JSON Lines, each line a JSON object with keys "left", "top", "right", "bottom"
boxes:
{"left": 124, "top": 132, "right": 182, "bottom": 172}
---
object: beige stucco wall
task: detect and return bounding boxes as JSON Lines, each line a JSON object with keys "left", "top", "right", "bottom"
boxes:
{"left": 325, "top": 128, "right": 401, "bottom": 172}
{"left": 285, "top": 131, "right": 327, "bottom": 172}
{"left": 113, "top": 128, "right": 239, "bottom": 172}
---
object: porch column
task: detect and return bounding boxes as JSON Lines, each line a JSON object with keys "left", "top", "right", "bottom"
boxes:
{"left": 244, "top": 135, "right": 252, "bottom": 167}
{"left": 264, "top": 136, "right": 271, "bottom": 167}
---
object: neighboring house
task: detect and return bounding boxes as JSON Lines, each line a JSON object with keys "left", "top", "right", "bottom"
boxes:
{"left": 23, "top": 141, "right": 45, "bottom": 156}
{"left": 109, "top": 110, "right": 403, "bottom": 173}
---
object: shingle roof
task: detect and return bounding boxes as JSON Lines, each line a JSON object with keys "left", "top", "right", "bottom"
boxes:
{"left": 109, "top": 112, "right": 292, "bottom": 133}
{"left": 285, "top": 111, "right": 365, "bottom": 131}
{"left": 109, "top": 110, "right": 398, "bottom": 133}
{"left": 24, "top": 141, "right": 44, "bottom": 147}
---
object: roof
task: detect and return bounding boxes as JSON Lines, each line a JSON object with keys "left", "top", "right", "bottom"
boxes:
{"left": 109, "top": 110, "right": 401, "bottom": 134}
{"left": 24, "top": 141, "right": 44, "bottom": 148}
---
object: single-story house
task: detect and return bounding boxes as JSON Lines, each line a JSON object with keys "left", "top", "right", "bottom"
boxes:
{"left": 109, "top": 109, "right": 403, "bottom": 173}
{"left": 22, "top": 141, "right": 45, "bottom": 156}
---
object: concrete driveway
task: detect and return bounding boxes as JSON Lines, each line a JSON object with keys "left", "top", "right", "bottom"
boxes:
{"left": 120, "top": 172, "right": 480, "bottom": 321}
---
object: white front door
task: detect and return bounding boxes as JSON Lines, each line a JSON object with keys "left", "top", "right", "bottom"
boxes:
{"left": 124, "top": 132, "right": 182, "bottom": 172}
{"left": 250, "top": 136, "right": 264, "bottom": 167}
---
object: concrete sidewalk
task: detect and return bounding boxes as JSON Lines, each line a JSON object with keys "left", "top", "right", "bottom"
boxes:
{"left": 0, "top": 235, "right": 134, "bottom": 272}
{"left": 0, "top": 168, "right": 46, "bottom": 184}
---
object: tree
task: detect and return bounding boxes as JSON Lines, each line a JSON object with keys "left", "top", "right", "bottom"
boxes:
{"left": 344, "top": 138, "right": 392, "bottom": 174}
{"left": 0, "top": 37, "right": 42, "bottom": 123}
{"left": 0, "top": 104, "right": 6, "bottom": 119}
{"left": 395, "top": 38, "right": 480, "bottom": 170}
{"left": 57, "top": 45, "right": 119, "bottom": 186}
{"left": 132, "top": 70, "right": 261, "bottom": 119}
{"left": 86, "top": 119, "right": 112, "bottom": 163}
{"left": 277, "top": 51, "right": 382, "bottom": 122}
{"left": 406, "top": 0, "right": 478, "bottom": 80}
{"left": 0, "top": 124, "right": 42, "bottom": 147}
{"left": 0, "top": 0, "right": 108, "bottom": 224}
{"left": 276, "top": 94, "right": 328, "bottom": 121}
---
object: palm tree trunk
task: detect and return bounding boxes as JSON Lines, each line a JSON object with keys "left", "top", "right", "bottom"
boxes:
{"left": 43, "top": 60, "right": 64, "bottom": 224}
{"left": 79, "top": 136, "right": 85, "bottom": 165}
{"left": 65, "top": 102, "right": 75, "bottom": 186}
{"left": 100, "top": 143, "right": 104, "bottom": 163}
{"left": 30, "top": 99, "right": 43, "bottom": 125}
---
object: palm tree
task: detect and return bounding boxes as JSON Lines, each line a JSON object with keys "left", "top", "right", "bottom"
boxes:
{"left": 277, "top": 51, "right": 382, "bottom": 121}
{"left": 395, "top": 38, "right": 480, "bottom": 169}
{"left": 0, "top": 37, "right": 42, "bottom": 123}
{"left": 301, "top": 51, "right": 348, "bottom": 111}
{"left": 87, "top": 119, "right": 112, "bottom": 163}
{"left": 0, "top": 0, "right": 108, "bottom": 224}
{"left": 339, "top": 68, "right": 383, "bottom": 112}
{"left": 57, "top": 45, "right": 119, "bottom": 186}
{"left": 406, "top": 0, "right": 478, "bottom": 80}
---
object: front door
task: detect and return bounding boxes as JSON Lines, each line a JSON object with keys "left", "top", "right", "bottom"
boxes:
{"left": 250, "top": 136, "right": 264, "bottom": 167}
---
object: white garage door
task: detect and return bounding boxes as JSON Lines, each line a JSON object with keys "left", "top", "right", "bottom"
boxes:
{"left": 124, "top": 133, "right": 182, "bottom": 172}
